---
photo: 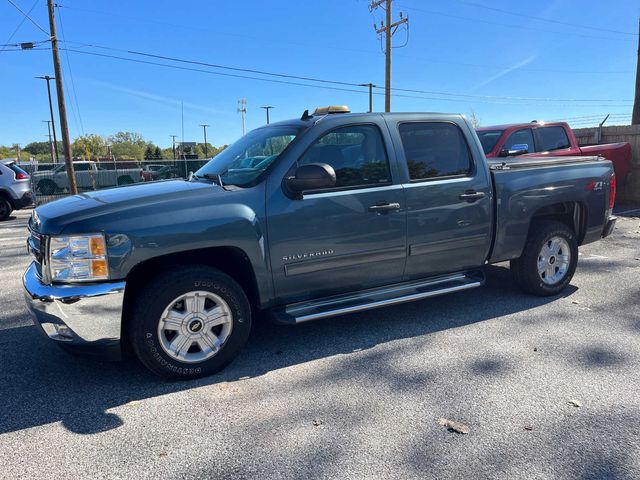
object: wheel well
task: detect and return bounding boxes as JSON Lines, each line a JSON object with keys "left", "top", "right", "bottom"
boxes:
{"left": 0, "top": 190, "right": 14, "bottom": 207}
{"left": 530, "top": 201, "right": 586, "bottom": 244}
{"left": 121, "top": 246, "right": 260, "bottom": 343}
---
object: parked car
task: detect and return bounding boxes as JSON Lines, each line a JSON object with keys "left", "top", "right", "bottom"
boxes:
{"left": 31, "top": 161, "right": 144, "bottom": 195}
{"left": 0, "top": 159, "right": 33, "bottom": 220}
{"left": 24, "top": 108, "right": 617, "bottom": 379}
{"left": 150, "top": 165, "right": 184, "bottom": 180}
{"left": 141, "top": 163, "right": 167, "bottom": 182}
{"left": 476, "top": 121, "right": 632, "bottom": 185}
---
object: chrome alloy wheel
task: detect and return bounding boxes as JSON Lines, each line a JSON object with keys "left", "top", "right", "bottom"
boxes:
{"left": 537, "top": 236, "right": 571, "bottom": 285}
{"left": 157, "top": 290, "right": 232, "bottom": 364}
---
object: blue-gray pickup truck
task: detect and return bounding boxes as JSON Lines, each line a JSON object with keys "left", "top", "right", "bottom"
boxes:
{"left": 24, "top": 107, "right": 617, "bottom": 379}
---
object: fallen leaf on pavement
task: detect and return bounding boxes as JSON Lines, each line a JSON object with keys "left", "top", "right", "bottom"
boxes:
{"left": 523, "top": 425, "right": 533, "bottom": 431}
{"left": 126, "top": 400, "right": 140, "bottom": 407}
{"left": 312, "top": 419, "right": 323, "bottom": 426}
{"left": 438, "top": 418, "right": 470, "bottom": 434}
{"left": 572, "top": 300, "right": 580, "bottom": 305}
{"left": 567, "top": 400, "right": 582, "bottom": 408}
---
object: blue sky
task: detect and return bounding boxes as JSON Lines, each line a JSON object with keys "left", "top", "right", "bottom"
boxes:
{"left": 1, "top": 0, "right": 638, "bottom": 149}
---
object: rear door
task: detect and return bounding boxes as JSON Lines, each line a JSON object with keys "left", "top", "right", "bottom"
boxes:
{"left": 390, "top": 118, "right": 493, "bottom": 279}
{"left": 266, "top": 121, "right": 407, "bottom": 304}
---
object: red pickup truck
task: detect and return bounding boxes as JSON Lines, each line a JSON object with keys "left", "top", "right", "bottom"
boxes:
{"left": 476, "top": 121, "right": 632, "bottom": 185}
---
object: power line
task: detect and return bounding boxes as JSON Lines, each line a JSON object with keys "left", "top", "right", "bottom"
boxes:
{"left": 59, "top": 47, "right": 634, "bottom": 109}
{"left": 452, "top": 0, "right": 638, "bottom": 37}
{"left": 0, "top": 0, "right": 40, "bottom": 54}
{"left": 399, "top": 4, "right": 636, "bottom": 43}
{"left": 62, "top": 41, "right": 633, "bottom": 104}
{"left": 5, "top": 0, "right": 50, "bottom": 36}
{"left": 56, "top": 5, "right": 84, "bottom": 135}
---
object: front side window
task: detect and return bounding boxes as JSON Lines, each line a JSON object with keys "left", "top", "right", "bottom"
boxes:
{"left": 504, "top": 128, "right": 535, "bottom": 153}
{"left": 398, "top": 122, "right": 472, "bottom": 180}
{"left": 298, "top": 124, "right": 391, "bottom": 189}
{"left": 538, "top": 126, "right": 570, "bottom": 152}
{"left": 195, "top": 125, "right": 301, "bottom": 187}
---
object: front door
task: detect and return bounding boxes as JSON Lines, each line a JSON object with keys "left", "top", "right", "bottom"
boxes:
{"left": 267, "top": 123, "right": 407, "bottom": 304}
{"left": 392, "top": 120, "right": 493, "bottom": 279}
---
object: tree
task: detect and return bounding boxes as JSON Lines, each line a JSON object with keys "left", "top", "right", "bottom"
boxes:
{"left": 109, "top": 131, "right": 146, "bottom": 160}
{"left": 72, "top": 134, "right": 107, "bottom": 160}
{"left": 468, "top": 109, "right": 482, "bottom": 128}
{"left": 23, "top": 142, "right": 51, "bottom": 156}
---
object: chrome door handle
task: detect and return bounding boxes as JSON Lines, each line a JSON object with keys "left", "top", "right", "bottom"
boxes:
{"left": 368, "top": 202, "right": 401, "bottom": 212}
{"left": 459, "top": 191, "right": 486, "bottom": 202}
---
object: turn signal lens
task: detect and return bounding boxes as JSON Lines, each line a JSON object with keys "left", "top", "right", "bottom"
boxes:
{"left": 91, "top": 259, "right": 108, "bottom": 277}
{"left": 90, "top": 236, "right": 106, "bottom": 256}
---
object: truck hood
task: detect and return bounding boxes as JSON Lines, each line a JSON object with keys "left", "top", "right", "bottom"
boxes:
{"left": 33, "top": 180, "right": 222, "bottom": 234}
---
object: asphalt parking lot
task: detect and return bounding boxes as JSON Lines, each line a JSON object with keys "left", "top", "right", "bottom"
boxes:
{"left": 0, "top": 207, "right": 639, "bottom": 480}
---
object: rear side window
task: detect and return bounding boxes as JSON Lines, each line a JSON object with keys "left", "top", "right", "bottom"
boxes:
{"left": 504, "top": 128, "right": 535, "bottom": 153}
{"left": 298, "top": 124, "right": 391, "bottom": 189}
{"left": 398, "top": 122, "right": 472, "bottom": 180}
{"left": 7, "top": 163, "right": 29, "bottom": 178}
{"left": 73, "top": 163, "right": 92, "bottom": 171}
{"left": 538, "top": 126, "right": 570, "bottom": 151}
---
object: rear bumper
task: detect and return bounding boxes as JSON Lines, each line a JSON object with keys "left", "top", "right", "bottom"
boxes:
{"left": 602, "top": 216, "right": 617, "bottom": 238}
{"left": 13, "top": 190, "right": 34, "bottom": 209}
{"left": 23, "top": 262, "right": 125, "bottom": 358}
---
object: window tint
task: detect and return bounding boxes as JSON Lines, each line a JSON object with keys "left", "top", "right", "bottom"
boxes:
{"left": 298, "top": 124, "right": 391, "bottom": 189}
{"left": 72, "top": 163, "right": 92, "bottom": 171}
{"left": 398, "top": 122, "right": 472, "bottom": 180}
{"left": 538, "top": 126, "right": 570, "bottom": 151}
{"left": 476, "top": 129, "right": 504, "bottom": 154}
{"left": 7, "top": 163, "right": 29, "bottom": 177}
{"left": 503, "top": 128, "right": 535, "bottom": 153}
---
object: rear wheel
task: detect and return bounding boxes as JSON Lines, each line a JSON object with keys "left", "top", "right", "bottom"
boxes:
{"left": 511, "top": 220, "right": 578, "bottom": 296}
{"left": 129, "top": 266, "right": 252, "bottom": 379}
{"left": 0, "top": 197, "right": 13, "bottom": 221}
{"left": 38, "top": 179, "right": 56, "bottom": 195}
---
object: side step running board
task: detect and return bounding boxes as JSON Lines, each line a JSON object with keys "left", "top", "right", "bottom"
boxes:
{"left": 271, "top": 271, "right": 485, "bottom": 324}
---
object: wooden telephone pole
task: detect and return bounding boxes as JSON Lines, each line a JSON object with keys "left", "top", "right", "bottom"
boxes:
{"left": 370, "top": 0, "right": 408, "bottom": 112}
{"left": 46, "top": 0, "right": 77, "bottom": 194}
{"left": 632, "top": 18, "right": 640, "bottom": 125}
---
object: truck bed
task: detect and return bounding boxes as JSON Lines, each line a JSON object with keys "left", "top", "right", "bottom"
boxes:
{"left": 487, "top": 155, "right": 613, "bottom": 263}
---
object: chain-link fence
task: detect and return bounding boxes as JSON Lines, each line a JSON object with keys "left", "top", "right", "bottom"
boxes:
{"left": 22, "top": 158, "right": 209, "bottom": 205}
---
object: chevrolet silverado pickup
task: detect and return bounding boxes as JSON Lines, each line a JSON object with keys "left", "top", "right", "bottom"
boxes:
{"left": 24, "top": 108, "right": 617, "bottom": 379}
{"left": 476, "top": 121, "right": 632, "bottom": 186}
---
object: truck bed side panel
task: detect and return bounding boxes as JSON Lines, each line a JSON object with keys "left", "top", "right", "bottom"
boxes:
{"left": 489, "top": 159, "right": 612, "bottom": 263}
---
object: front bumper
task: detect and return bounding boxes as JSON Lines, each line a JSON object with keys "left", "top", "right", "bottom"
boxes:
{"left": 23, "top": 262, "right": 125, "bottom": 358}
{"left": 602, "top": 216, "right": 617, "bottom": 238}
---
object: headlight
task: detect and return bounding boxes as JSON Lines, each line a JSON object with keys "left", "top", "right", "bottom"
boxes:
{"left": 48, "top": 233, "right": 109, "bottom": 282}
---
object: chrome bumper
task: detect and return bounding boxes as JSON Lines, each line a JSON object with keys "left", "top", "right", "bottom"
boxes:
{"left": 23, "top": 262, "right": 125, "bottom": 357}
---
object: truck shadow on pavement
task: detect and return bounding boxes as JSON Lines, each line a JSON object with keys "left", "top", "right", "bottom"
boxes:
{"left": 0, "top": 265, "right": 578, "bottom": 436}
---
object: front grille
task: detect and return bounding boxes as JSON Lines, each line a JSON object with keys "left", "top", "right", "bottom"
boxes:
{"left": 26, "top": 222, "right": 45, "bottom": 279}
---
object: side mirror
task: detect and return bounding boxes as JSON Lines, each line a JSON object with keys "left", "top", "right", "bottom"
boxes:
{"left": 499, "top": 143, "right": 529, "bottom": 157}
{"left": 285, "top": 163, "right": 336, "bottom": 198}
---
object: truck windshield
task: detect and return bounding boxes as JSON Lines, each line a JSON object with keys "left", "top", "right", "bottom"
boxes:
{"left": 194, "top": 125, "right": 301, "bottom": 187}
{"left": 476, "top": 130, "right": 504, "bottom": 154}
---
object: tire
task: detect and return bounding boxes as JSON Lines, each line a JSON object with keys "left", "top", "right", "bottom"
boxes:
{"left": 38, "top": 179, "right": 57, "bottom": 195}
{"left": 118, "top": 176, "right": 134, "bottom": 185}
{"left": 510, "top": 220, "right": 578, "bottom": 296}
{"left": 128, "top": 265, "right": 252, "bottom": 380}
{"left": 0, "top": 197, "right": 13, "bottom": 221}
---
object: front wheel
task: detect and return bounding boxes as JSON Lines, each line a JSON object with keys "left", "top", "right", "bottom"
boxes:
{"left": 510, "top": 220, "right": 578, "bottom": 296}
{"left": 128, "top": 266, "right": 252, "bottom": 379}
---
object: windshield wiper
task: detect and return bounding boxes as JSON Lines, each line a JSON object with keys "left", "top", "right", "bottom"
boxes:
{"left": 196, "top": 172, "right": 227, "bottom": 189}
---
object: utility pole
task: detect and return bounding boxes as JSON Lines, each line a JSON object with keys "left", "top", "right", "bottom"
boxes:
{"left": 237, "top": 98, "right": 247, "bottom": 135}
{"left": 170, "top": 135, "right": 177, "bottom": 160}
{"left": 42, "top": 120, "right": 55, "bottom": 161}
{"left": 633, "top": 18, "right": 640, "bottom": 125}
{"left": 359, "top": 83, "right": 376, "bottom": 112}
{"left": 370, "top": 0, "right": 408, "bottom": 112}
{"left": 36, "top": 75, "right": 59, "bottom": 163}
{"left": 13, "top": 144, "right": 21, "bottom": 162}
{"left": 199, "top": 124, "right": 209, "bottom": 157}
{"left": 46, "top": 0, "right": 77, "bottom": 194}
{"left": 260, "top": 105, "right": 274, "bottom": 124}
